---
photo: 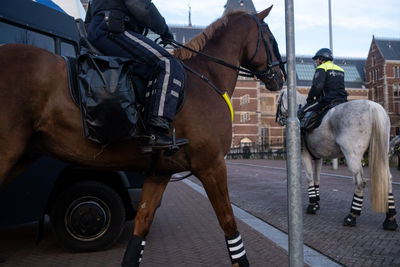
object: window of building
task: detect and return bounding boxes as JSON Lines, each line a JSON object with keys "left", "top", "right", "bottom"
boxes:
{"left": 394, "top": 83, "right": 400, "bottom": 97}
{"left": 261, "top": 127, "right": 269, "bottom": 146}
{"left": 240, "top": 112, "right": 250, "bottom": 123}
{"left": 394, "top": 66, "right": 400, "bottom": 78}
{"left": 240, "top": 94, "right": 250, "bottom": 106}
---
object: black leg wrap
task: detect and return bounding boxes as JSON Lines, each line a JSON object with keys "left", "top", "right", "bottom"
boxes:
{"left": 308, "top": 186, "right": 317, "bottom": 203}
{"left": 315, "top": 185, "right": 320, "bottom": 201}
{"left": 121, "top": 235, "right": 146, "bottom": 267}
{"left": 343, "top": 213, "right": 357, "bottom": 227}
{"left": 384, "top": 193, "right": 398, "bottom": 231}
{"left": 225, "top": 232, "right": 249, "bottom": 267}
{"left": 350, "top": 194, "right": 363, "bottom": 215}
{"left": 388, "top": 193, "right": 396, "bottom": 216}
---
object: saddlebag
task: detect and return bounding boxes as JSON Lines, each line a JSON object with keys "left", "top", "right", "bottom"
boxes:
{"left": 78, "top": 52, "right": 138, "bottom": 144}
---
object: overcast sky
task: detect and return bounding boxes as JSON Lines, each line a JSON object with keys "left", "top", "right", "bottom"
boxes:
{"left": 152, "top": 0, "right": 400, "bottom": 58}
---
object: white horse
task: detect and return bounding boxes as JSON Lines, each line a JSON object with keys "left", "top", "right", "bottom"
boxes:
{"left": 276, "top": 89, "right": 398, "bottom": 230}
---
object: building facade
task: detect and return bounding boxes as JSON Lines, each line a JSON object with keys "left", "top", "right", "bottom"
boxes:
{"left": 365, "top": 37, "right": 400, "bottom": 135}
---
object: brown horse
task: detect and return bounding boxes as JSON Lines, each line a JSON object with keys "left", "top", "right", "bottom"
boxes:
{"left": 0, "top": 6, "right": 284, "bottom": 267}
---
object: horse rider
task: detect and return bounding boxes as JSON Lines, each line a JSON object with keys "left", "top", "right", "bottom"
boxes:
{"left": 298, "top": 48, "right": 348, "bottom": 128}
{"left": 85, "top": 0, "right": 188, "bottom": 149}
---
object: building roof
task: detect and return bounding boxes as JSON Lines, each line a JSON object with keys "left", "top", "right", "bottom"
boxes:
{"left": 283, "top": 56, "right": 366, "bottom": 89}
{"left": 223, "top": 0, "right": 256, "bottom": 14}
{"left": 375, "top": 38, "right": 400, "bottom": 61}
{"left": 166, "top": 24, "right": 366, "bottom": 89}
{"left": 169, "top": 25, "right": 204, "bottom": 44}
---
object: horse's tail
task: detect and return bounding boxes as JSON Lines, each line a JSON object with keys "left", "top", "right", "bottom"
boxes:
{"left": 369, "top": 102, "right": 390, "bottom": 213}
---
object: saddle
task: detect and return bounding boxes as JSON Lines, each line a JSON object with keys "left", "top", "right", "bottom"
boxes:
{"left": 300, "top": 99, "right": 346, "bottom": 132}
{"left": 63, "top": 19, "right": 185, "bottom": 145}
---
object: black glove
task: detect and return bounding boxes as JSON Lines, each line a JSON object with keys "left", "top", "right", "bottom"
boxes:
{"left": 297, "top": 106, "right": 305, "bottom": 120}
{"left": 160, "top": 28, "right": 173, "bottom": 47}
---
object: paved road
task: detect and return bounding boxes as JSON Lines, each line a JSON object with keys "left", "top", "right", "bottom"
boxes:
{"left": 223, "top": 160, "right": 400, "bottom": 267}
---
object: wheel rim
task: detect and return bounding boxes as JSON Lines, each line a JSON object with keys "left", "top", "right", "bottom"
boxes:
{"left": 64, "top": 196, "right": 111, "bottom": 242}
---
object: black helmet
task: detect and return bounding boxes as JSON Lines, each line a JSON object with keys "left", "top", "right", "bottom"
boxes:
{"left": 312, "top": 48, "right": 333, "bottom": 61}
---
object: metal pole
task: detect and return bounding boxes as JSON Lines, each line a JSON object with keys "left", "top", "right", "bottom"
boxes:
{"left": 285, "top": 0, "right": 304, "bottom": 266}
{"left": 328, "top": 0, "right": 333, "bottom": 51}
{"left": 328, "top": 0, "right": 339, "bottom": 170}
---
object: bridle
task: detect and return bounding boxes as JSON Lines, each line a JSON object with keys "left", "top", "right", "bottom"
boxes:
{"left": 168, "top": 13, "right": 287, "bottom": 83}
{"left": 275, "top": 91, "right": 288, "bottom": 125}
{"left": 244, "top": 14, "right": 287, "bottom": 81}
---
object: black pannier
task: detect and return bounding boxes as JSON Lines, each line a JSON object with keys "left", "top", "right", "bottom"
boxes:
{"left": 78, "top": 52, "right": 138, "bottom": 144}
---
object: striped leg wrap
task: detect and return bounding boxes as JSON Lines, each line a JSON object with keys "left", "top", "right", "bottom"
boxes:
{"left": 351, "top": 194, "right": 363, "bottom": 215}
{"left": 315, "top": 185, "right": 320, "bottom": 201}
{"left": 225, "top": 232, "right": 249, "bottom": 266}
{"left": 308, "top": 186, "right": 317, "bottom": 203}
{"left": 121, "top": 235, "right": 146, "bottom": 267}
{"left": 388, "top": 193, "right": 397, "bottom": 216}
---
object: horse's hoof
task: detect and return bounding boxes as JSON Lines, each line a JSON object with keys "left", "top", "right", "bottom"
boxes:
{"left": 343, "top": 214, "right": 357, "bottom": 227}
{"left": 306, "top": 204, "right": 318, "bottom": 214}
{"left": 383, "top": 217, "right": 398, "bottom": 231}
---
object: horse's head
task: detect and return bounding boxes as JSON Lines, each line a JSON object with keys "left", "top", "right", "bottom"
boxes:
{"left": 275, "top": 89, "right": 306, "bottom": 126}
{"left": 241, "top": 6, "right": 286, "bottom": 91}
{"left": 276, "top": 90, "right": 288, "bottom": 126}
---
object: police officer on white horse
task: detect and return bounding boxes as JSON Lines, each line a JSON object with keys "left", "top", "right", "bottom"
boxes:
{"left": 298, "top": 48, "right": 348, "bottom": 129}
{"left": 85, "top": 0, "right": 188, "bottom": 149}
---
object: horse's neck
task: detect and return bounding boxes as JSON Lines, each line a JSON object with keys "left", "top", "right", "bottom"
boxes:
{"left": 190, "top": 35, "right": 243, "bottom": 97}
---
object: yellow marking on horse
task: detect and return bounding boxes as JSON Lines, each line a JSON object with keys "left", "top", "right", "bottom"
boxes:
{"left": 222, "top": 92, "right": 234, "bottom": 122}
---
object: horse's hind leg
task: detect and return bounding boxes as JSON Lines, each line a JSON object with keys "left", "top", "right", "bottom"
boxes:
{"left": 195, "top": 158, "right": 249, "bottom": 267}
{"left": 383, "top": 176, "right": 398, "bottom": 230}
{"left": 0, "top": 124, "right": 32, "bottom": 185}
{"left": 121, "top": 175, "right": 169, "bottom": 267}
{"left": 343, "top": 154, "right": 366, "bottom": 227}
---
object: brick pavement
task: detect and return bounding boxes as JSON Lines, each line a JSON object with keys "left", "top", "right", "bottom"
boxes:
{"left": 0, "top": 181, "right": 291, "bottom": 267}
{"left": 223, "top": 159, "right": 400, "bottom": 267}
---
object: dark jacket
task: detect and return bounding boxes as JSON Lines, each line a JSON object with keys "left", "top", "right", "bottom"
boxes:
{"left": 85, "top": 0, "right": 168, "bottom": 35}
{"left": 307, "top": 61, "right": 348, "bottom": 104}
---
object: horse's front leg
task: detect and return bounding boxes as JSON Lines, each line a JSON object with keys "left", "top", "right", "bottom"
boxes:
{"left": 302, "top": 150, "right": 319, "bottom": 214}
{"left": 195, "top": 158, "right": 249, "bottom": 267}
{"left": 313, "top": 158, "right": 322, "bottom": 206}
{"left": 121, "top": 175, "right": 169, "bottom": 267}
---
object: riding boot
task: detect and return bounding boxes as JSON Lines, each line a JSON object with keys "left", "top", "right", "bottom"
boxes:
{"left": 142, "top": 117, "right": 188, "bottom": 149}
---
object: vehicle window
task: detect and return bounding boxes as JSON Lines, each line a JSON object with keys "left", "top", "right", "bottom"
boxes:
{"left": 61, "top": 41, "right": 77, "bottom": 57}
{"left": 0, "top": 21, "right": 26, "bottom": 43}
{"left": 0, "top": 21, "right": 55, "bottom": 53}
{"left": 27, "top": 30, "right": 55, "bottom": 53}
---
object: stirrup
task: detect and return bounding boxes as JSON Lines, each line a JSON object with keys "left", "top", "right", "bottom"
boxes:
{"left": 140, "top": 128, "right": 188, "bottom": 154}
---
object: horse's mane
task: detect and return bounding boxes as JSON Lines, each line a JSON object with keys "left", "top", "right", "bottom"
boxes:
{"left": 174, "top": 11, "right": 247, "bottom": 60}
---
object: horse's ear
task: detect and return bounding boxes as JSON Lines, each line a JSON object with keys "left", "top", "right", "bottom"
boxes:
{"left": 257, "top": 5, "right": 273, "bottom": 21}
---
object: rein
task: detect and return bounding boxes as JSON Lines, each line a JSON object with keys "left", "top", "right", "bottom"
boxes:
{"left": 169, "top": 14, "right": 286, "bottom": 81}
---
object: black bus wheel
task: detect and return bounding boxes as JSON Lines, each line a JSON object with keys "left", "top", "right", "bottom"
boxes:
{"left": 50, "top": 181, "right": 126, "bottom": 252}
